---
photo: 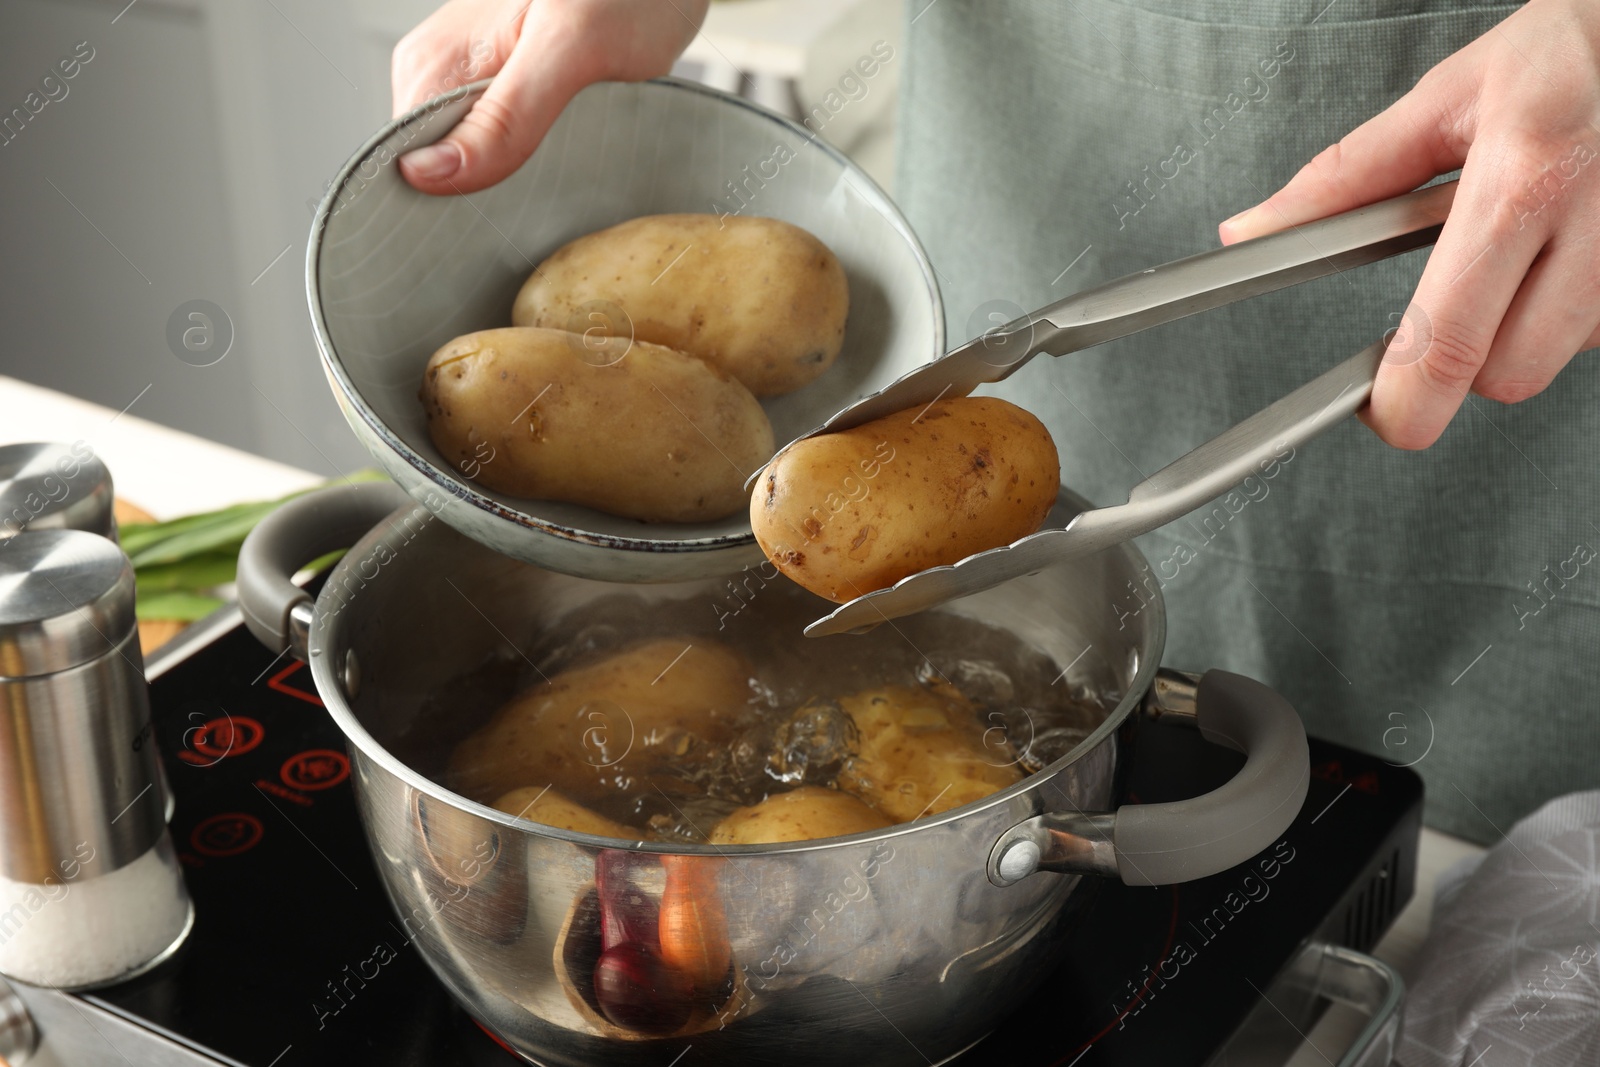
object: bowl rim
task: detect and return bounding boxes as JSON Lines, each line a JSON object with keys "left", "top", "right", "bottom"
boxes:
{"left": 304, "top": 75, "right": 947, "bottom": 557}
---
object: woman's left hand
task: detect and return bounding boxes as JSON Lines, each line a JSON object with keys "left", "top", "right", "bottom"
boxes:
{"left": 1219, "top": 0, "right": 1600, "bottom": 450}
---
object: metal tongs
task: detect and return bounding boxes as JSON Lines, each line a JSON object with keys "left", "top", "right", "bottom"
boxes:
{"left": 777, "top": 181, "right": 1457, "bottom": 636}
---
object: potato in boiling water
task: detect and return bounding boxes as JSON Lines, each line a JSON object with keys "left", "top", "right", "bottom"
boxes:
{"left": 511, "top": 214, "right": 849, "bottom": 398}
{"left": 751, "top": 396, "right": 1059, "bottom": 602}
{"left": 836, "top": 683, "right": 1023, "bottom": 823}
{"left": 708, "top": 785, "right": 891, "bottom": 845}
{"left": 420, "top": 327, "right": 773, "bottom": 523}
{"left": 492, "top": 786, "right": 641, "bottom": 839}
{"left": 448, "top": 639, "right": 751, "bottom": 806}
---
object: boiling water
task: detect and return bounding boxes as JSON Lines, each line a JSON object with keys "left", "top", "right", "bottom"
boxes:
{"left": 406, "top": 582, "right": 1115, "bottom": 843}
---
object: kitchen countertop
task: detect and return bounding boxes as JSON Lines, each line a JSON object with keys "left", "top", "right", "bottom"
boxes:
{"left": 0, "top": 373, "right": 1487, "bottom": 1063}
{"left": 1, "top": 375, "right": 324, "bottom": 520}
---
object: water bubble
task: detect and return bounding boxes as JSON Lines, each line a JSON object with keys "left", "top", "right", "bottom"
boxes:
{"left": 645, "top": 793, "right": 740, "bottom": 844}
{"left": 767, "top": 701, "right": 858, "bottom": 787}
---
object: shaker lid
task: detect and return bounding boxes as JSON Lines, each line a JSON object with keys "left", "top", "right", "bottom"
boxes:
{"left": 0, "top": 442, "right": 116, "bottom": 541}
{"left": 0, "top": 529, "right": 137, "bottom": 677}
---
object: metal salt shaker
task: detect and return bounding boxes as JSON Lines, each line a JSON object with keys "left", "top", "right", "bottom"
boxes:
{"left": 0, "top": 442, "right": 116, "bottom": 543}
{"left": 0, "top": 440, "right": 178, "bottom": 824}
{"left": 0, "top": 529, "right": 193, "bottom": 990}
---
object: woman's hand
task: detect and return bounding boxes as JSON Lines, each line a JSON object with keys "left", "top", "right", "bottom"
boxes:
{"left": 392, "top": 0, "right": 708, "bottom": 195}
{"left": 1219, "top": 0, "right": 1600, "bottom": 450}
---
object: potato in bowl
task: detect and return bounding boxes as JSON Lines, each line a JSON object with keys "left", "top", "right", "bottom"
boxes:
{"left": 512, "top": 214, "right": 849, "bottom": 398}
{"left": 420, "top": 326, "right": 774, "bottom": 523}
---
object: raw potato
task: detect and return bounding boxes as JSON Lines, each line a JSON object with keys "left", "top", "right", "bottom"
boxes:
{"left": 836, "top": 683, "right": 1023, "bottom": 823}
{"left": 512, "top": 214, "right": 849, "bottom": 398}
{"left": 421, "top": 327, "right": 773, "bottom": 523}
{"left": 751, "top": 396, "right": 1060, "bottom": 602}
{"left": 708, "top": 786, "right": 891, "bottom": 845}
{"left": 449, "top": 639, "right": 752, "bottom": 805}
{"left": 492, "top": 786, "right": 641, "bottom": 839}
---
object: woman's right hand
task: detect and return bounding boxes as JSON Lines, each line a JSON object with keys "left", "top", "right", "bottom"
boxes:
{"left": 392, "top": 0, "right": 709, "bottom": 195}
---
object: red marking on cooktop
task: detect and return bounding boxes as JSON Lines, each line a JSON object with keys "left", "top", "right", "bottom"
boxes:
{"left": 281, "top": 749, "right": 350, "bottom": 792}
{"left": 267, "top": 660, "right": 324, "bottom": 707}
{"left": 190, "top": 812, "right": 264, "bottom": 857}
{"left": 190, "top": 715, "right": 265, "bottom": 759}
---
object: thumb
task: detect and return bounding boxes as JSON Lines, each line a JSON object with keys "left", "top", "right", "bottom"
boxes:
{"left": 399, "top": 35, "right": 585, "bottom": 196}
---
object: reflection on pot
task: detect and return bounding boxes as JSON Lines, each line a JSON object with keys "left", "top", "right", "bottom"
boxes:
{"left": 556, "top": 850, "right": 737, "bottom": 1038}
{"left": 658, "top": 854, "right": 731, "bottom": 1000}
{"left": 411, "top": 790, "right": 527, "bottom": 945}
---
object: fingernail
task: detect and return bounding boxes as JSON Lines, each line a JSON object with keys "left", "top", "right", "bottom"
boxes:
{"left": 401, "top": 142, "right": 461, "bottom": 181}
{"left": 1220, "top": 205, "right": 1258, "bottom": 230}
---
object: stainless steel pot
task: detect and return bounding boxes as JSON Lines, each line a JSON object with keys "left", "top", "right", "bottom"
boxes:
{"left": 236, "top": 481, "right": 1309, "bottom": 1066}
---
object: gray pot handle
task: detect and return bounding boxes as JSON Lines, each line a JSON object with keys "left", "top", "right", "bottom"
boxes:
{"left": 988, "top": 669, "right": 1309, "bottom": 887}
{"left": 237, "top": 481, "right": 412, "bottom": 657}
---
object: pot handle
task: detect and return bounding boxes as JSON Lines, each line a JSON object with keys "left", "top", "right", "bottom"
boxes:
{"left": 237, "top": 481, "right": 413, "bottom": 657}
{"left": 987, "top": 669, "right": 1309, "bottom": 887}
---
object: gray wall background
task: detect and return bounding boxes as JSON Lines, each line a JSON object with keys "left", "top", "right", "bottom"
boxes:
{"left": 0, "top": 0, "right": 434, "bottom": 474}
{"left": 0, "top": 0, "right": 900, "bottom": 478}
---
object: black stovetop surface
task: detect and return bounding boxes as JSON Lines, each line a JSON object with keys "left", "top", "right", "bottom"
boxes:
{"left": 87, "top": 619, "right": 1421, "bottom": 1067}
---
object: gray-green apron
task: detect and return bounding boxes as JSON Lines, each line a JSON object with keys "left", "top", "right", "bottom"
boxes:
{"left": 898, "top": 0, "right": 1599, "bottom": 844}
